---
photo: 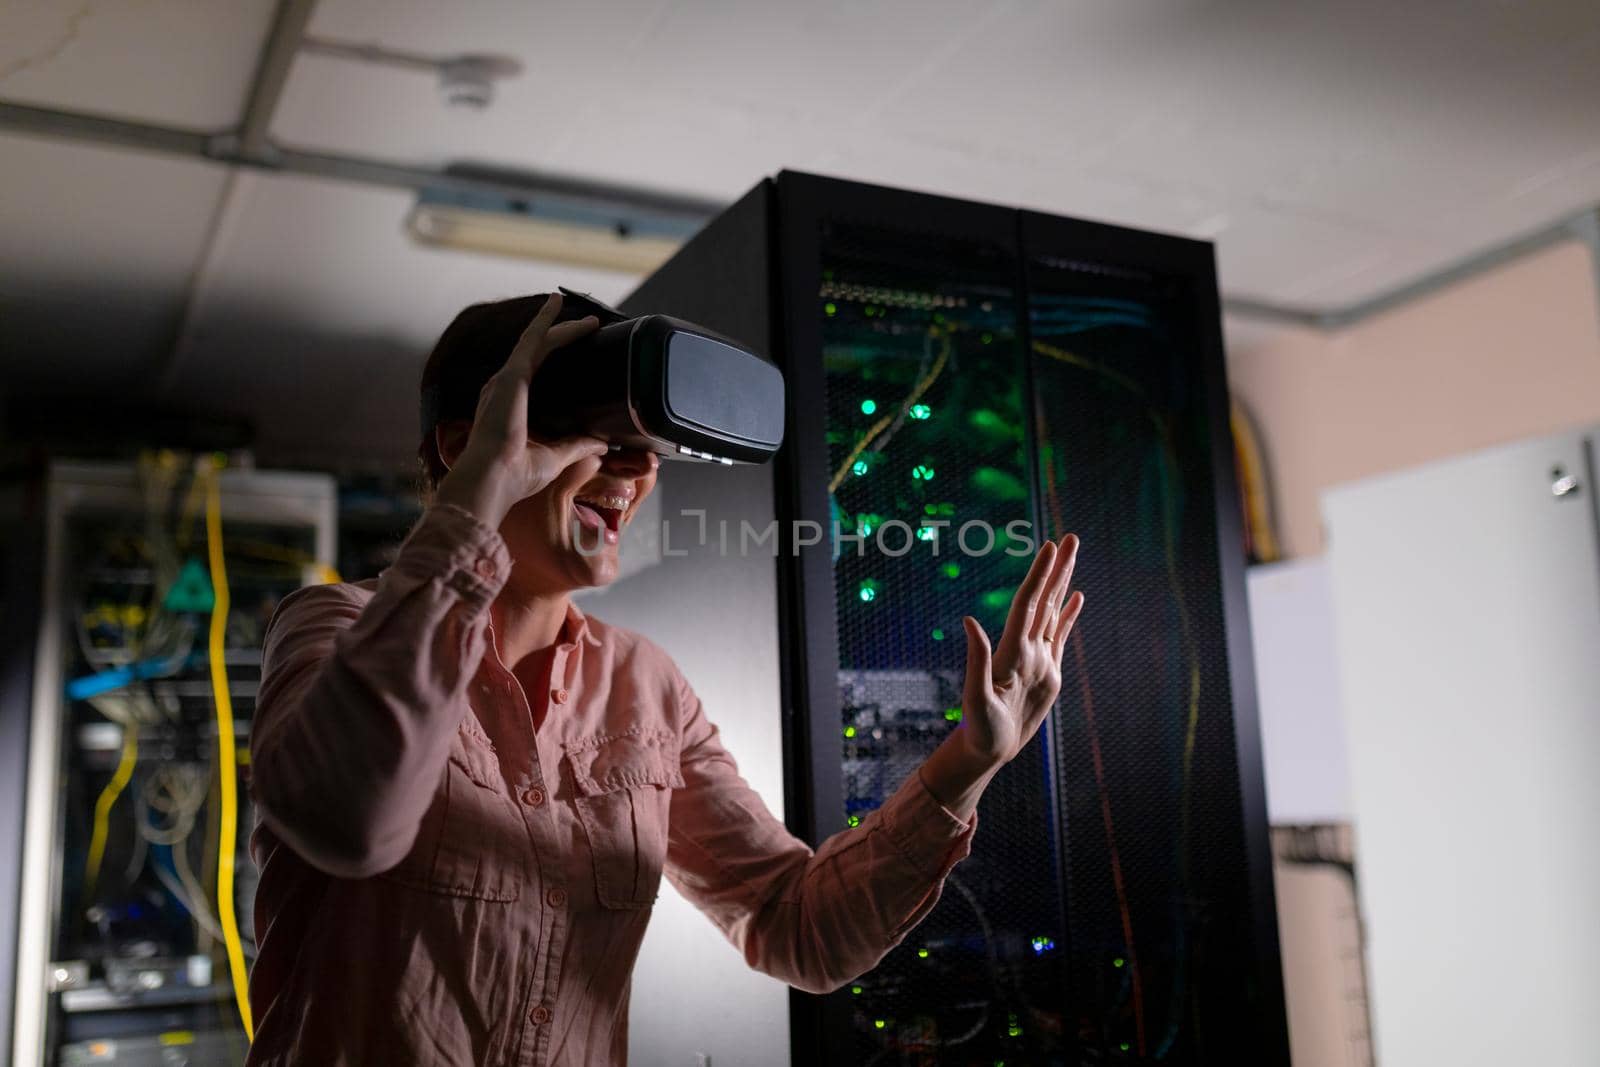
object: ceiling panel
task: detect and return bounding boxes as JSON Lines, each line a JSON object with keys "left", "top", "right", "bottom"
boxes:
{"left": 0, "top": 131, "right": 230, "bottom": 393}
{"left": 0, "top": 0, "right": 279, "bottom": 130}
{"left": 259, "top": 0, "right": 1600, "bottom": 308}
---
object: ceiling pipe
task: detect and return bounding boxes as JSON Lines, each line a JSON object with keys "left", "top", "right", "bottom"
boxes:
{"left": 0, "top": 96, "right": 1593, "bottom": 332}
{"left": 1222, "top": 207, "right": 1600, "bottom": 331}
{"left": 234, "top": 0, "right": 317, "bottom": 160}
{"left": 0, "top": 99, "right": 723, "bottom": 226}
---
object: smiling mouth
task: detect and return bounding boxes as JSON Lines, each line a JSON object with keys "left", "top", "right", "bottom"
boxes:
{"left": 573, "top": 493, "right": 629, "bottom": 545}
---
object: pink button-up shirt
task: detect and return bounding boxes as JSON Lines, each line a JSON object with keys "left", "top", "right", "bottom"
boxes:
{"left": 246, "top": 504, "right": 976, "bottom": 1066}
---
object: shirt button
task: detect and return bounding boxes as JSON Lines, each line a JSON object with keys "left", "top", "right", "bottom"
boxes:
{"left": 546, "top": 887, "right": 568, "bottom": 909}
{"left": 475, "top": 557, "right": 497, "bottom": 579}
{"left": 522, "top": 787, "right": 545, "bottom": 808}
{"left": 551, "top": 687, "right": 569, "bottom": 705}
{"left": 529, "top": 1004, "right": 551, "bottom": 1025}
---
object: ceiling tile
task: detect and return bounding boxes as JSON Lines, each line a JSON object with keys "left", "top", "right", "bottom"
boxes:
{"left": 0, "top": 0, "right": 279, "bottom": 130}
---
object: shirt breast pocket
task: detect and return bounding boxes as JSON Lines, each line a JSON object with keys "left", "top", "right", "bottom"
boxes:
{"left": 379, "top": 716, "right": 524, "bottom": 902}
{"left": 564, "top": 728, "right": 684, "bottom": 910}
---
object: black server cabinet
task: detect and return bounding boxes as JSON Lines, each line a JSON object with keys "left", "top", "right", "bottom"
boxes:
{"left": 622, "top": 172, "right": 1286, "bottom": 1066}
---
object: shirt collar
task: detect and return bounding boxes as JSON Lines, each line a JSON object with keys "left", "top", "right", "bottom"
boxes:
{"left": 564, "top": 600, "right": 602, "bottom": 649}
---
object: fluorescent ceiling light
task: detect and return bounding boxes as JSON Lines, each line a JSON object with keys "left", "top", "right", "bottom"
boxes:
{"left": 404, "top": 169, "right": 701, "bottom": 274}
{"left": 407, "top": 202, "right": 686, "bottom": 274}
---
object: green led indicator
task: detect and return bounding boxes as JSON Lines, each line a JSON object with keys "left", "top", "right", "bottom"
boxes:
{"left": 851, "top": 985, "right": 863, "bottom": 995}
{"left": 874, "top": 1019, "right": 886, "bottom": 1030}
{"left": 980, "top": 588, "right": 1012, "bottom": 611}
{"left": 859, "top": 587, "right": 876, "bottom": 602}
{"left": 931, "top": 627, "right": 945, "bottom": 641}
{"left": 860, "top": 398, "right": 878, "bottom": 415}
{"left": 1007, "top": 1025, "right": 1022, "bottom": 1037}
{"left": 1120, "top": 1042, "right": 1131, "bottom": 1052}
{"left": 852, "top": 459, "right": 869, "bottom": 476}
{"left": 846, "top": 813, "right": 861, "bottom": 827}
{"left": 911, "top": 464, "right": 935, "bottom": 481}
{"left": 1112, "top": 956, "right": 1125, "bottom": 969}
{"left": 981, "top": 331, "right": 994, "bottom": 344}
{"left": 909, "top": 403, "right": 931, "bottom": 420}
{"left": 942, "top": 562, "right": 961, "bottom": 579}
{"left": 824, "top": 302, "right": 837, "bottom": 316}
{"left": 917, "top": 948, "right": 929, "bottom": 958}
{"left": 917, "top": 526, "right": 937, "bottom": 542}
{"left": 944, "top": 707, "right": 963, "bottom": 722}
{"left": 843, "top": 725, "right": 857, "bottom": 738}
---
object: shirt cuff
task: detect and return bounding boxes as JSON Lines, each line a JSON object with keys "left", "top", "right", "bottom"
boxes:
{"left": 876, "top": 764, "right": 978, "bottom": 881}
{"left": 389, "top": 503, "right": 512, "bottom": 610}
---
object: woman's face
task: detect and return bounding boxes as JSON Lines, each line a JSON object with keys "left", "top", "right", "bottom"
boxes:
{"left": 500, "top": 446, "right": 660, "bottom": 591}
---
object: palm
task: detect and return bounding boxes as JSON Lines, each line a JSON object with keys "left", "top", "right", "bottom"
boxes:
{"left": 959, "top": 535, "right": 1084, "bottom": 765}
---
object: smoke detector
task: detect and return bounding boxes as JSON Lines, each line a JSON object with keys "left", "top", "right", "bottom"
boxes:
{"left": 437, "top": 55, "right": 524, "bottom": 110}
{"left": 299, "top": 38, "right": 524, "bottom": 111}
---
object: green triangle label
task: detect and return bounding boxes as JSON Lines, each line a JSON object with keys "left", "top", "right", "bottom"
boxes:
{"left": 163, "top": 557, "right": 215, "bottom": 614}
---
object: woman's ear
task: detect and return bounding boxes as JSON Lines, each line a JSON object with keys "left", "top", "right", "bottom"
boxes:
{"left": 435, "top": 421, "right": 473, "bottom": 472}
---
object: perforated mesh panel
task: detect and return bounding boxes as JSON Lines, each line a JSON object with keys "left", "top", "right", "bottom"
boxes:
{"left": 1028, "top": 258, "right": 1260, "bottom": 1062}
{"left": 799, "top": 202, "right": 1272, "bottom": 1065}
{"left": 818, "top": 221, "right": 1071, "bottom": 1063}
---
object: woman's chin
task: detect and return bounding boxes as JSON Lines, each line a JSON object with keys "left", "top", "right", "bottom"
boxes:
{"left": 563, "top": 546, "right": 620, "bottom": 588}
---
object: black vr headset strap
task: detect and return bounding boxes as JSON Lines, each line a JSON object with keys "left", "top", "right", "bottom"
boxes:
{"left": 556, "top": 287, "right": 631, "bottom": 326}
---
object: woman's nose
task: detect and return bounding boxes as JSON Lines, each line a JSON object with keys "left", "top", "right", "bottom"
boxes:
{"left": 601, "top": 447, "right": 658, "bottom": 476}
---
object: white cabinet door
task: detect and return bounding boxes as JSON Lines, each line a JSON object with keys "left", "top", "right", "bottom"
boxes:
{"left": 1324, "top": 429, "right": 1600, "bottom": 1067}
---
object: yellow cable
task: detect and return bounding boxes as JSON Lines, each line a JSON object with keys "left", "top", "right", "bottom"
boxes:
{"left": 827, "top": 332, "right": 952, "bottom": 493}
{"left": 84, "top": 725, "right": 138, "bottom": 902}
{"left": 204, "top": 461, "right": 253, "bottom": 1041}
{"left": 1229, "top": 399, "right": 1282, "bottom": 562}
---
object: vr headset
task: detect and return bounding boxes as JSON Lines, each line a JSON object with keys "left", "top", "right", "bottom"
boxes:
{"left": 421, "top": 288, "right": 786, "bottom": 467}
{"left": 530, "top": 288, "right": 784, "bottom": 465}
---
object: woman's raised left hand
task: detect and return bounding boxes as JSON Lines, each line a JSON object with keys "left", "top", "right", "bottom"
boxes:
{"left": 956, "top": 534, "right": 1084, "bottom": 769}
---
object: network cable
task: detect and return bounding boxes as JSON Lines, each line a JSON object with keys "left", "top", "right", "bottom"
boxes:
{"left": 205, "top": 459, "right": 254, "bottom": 1040}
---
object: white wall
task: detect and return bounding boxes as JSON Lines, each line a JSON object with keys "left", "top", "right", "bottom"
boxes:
{"left": 1247, "top": 557, "right": 1351, "bottom": 824}
{"left": 1324, "top": 428, "right": 1600, "bottom": 1067}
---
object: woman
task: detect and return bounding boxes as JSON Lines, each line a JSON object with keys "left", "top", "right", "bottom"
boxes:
{"left": 247, "top": 293, "right": 1084, "bottom": 1065}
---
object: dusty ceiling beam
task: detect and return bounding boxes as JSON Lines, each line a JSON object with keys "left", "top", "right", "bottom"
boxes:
{"left": 0, "top": 100, "right": 723, "bottom": 226}
{"left": 234, "top": 0, "right": 318, "bottom": 160}
{"left": 1, "top": 97, "right": 1594, "bottom": 333}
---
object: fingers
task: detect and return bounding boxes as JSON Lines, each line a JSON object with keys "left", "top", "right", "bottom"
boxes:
{"left": 962, "top": 615, "right": 993, "bottom": 708}
{"left": 506, "top": 293, "right": 601, "bottom": 383}
{"left": 543, "top": 435, "right": 610, "bottom": 468}
{"left": 1002, "top": 539, "right": 1057, "bottom": 649}
{"left": 507, "top": 293, "right": 565, "bottom": 378}
{"left": 1050, "top": 589, "right": 1086, "bottom": 656}
{"left": 541, "top": 315, "right": 602, "bottom": 354}
{"left": 1031, "top": 534, "right": 1080, "bottom": 641}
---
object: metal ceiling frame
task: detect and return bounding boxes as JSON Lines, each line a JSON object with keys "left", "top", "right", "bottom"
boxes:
{"left": 0, "top": 0, "right": 1596, "bottom": 335}
{"left": 1225, "top": 206, "right": 1600, "bottom": 330}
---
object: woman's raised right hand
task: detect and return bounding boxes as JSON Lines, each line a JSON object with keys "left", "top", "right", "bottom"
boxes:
{"left": 435, "top": 293, "right": 610, "bottom": 527}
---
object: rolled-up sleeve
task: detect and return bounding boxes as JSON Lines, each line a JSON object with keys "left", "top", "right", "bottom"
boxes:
{"left": 251, "top": 504, "right": 510, "bottom": 879}
{"left": 664, "top": 675, "right": 976, "bottom": 994}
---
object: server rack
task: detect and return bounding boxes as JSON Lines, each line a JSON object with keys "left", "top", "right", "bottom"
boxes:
{"left": 11, "top": 462, "right": 336, "bottom": 1067}
{"left": 624, "top": 171, "right": 1287, "bottom": 1065}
